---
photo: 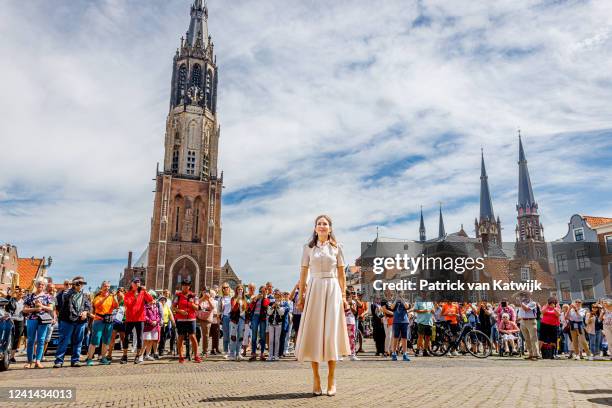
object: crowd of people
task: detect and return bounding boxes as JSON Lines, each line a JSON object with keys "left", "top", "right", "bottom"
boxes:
{"left": 2, "top": 277, "right": 612, "bottom": 368}
{"left": 368, "top": 290, "right": 612, "bottom": 361}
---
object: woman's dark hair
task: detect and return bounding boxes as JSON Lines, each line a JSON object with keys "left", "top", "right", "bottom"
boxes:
{"left": 547, "top": 297, "right": 557, "bottom": 305}
{"left": 308, "top": 214, "right": 338, "bottom": 248}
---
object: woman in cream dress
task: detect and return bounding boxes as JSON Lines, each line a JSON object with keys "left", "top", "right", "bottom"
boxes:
{"left": 295, "top": 214, "right": 350, "bottom": 397}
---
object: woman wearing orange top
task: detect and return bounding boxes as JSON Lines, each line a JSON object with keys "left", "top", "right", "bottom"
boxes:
{"left": 441, "top": 301, "right": 462, "bottom": 356}
{"left": 86, "top": 281, "right": 118, "bottom": 366}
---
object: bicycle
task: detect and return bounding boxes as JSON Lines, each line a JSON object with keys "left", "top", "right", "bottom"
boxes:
{"left": 430, "top": 321, "right": 492, "bottom": 358}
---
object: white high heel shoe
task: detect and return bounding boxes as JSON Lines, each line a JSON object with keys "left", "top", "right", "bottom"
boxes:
{"left": 326, "top": 382, "right": 336, "bottom": 397}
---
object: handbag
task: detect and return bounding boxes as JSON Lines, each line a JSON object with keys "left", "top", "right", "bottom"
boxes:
{"left": 197, "top": 301, "right": 212, "bottom": 322}
{"left": 98, "top": 314, "right": 113, "bottom": 324}
{"left": 38, "top": 312, "right": 53, "bottom": 325}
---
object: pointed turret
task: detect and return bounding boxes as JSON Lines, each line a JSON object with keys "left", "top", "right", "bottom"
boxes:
{"left": 479, "top": 149, "right": 495, "bottom": 222}
{"left": 186, "top": 0, "right": 208, "bottom": 48}
{"left": 419, "top": 206, "right": 426, "bottom": 242}
{"left": 517, "top": 132, "right": 537, "bottom": 213}
{"left": 438, "top": 204, "right": 446, "bottom": 239}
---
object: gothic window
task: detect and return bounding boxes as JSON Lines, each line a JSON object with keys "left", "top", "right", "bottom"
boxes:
{"left": 205, "top": 69, "right": 213, "bottom": 110}
{"left": 176, "top": 64, "right": 187, "bottom": 104}
{"left": 188, "top": 121, "right": 197, "bottom": 148}
{"left": 186, "top": 150, "right": 196, "bottom": 175}
{"left": 191, "top": 64, "right": 202, "bottom": 88}
{"left": 171, "top": 149, "right": 179, "bottom": 174}
{"left": 202, "top": 154, "right": 209, "bottom": 176}
{"left": 194, "top": 208, "right": 200, "bottom": 239}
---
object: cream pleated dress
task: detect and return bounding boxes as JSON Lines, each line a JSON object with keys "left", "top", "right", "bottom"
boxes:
{"left": 295, "top": 241, "right": 351, "bottom": 362}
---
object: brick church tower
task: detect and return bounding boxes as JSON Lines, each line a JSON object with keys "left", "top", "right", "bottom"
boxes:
{"left": 514, "top": 132, "right": 547, "bottom": 263}
{"left": 146, "top": 0, "right": 223, "bottom": 293}
{"left": 475, "top": 150, "right": 502, "bottom": 252}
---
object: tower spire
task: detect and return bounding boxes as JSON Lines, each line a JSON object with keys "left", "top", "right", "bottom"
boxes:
{"left": 517, "top": 132, "right": 536, "bottom": 211}
{"left": 186, "top": 0, "right": 208, "bottom": 48}
{"left": 479, "top": 149, "right": 495, "bottom": 221}
{"left": 419, "top": 205, "right": 426, "bottom": 242}
{"left": 438, "top": 203, "right": 445, "bottom": 239}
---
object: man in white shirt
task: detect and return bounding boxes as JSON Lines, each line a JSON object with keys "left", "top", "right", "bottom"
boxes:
{"left": 517, "top": 292, "right": 539, "bottom": 360}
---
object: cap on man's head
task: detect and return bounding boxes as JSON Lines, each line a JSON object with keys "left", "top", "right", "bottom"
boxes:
{"left": 131, "top": 277, "right": 141, "bottom": 283}
{"left": 72, "top": 276, "right": 87, "bottom": 285}
{"left": 181, "top": 277, "right": 192, "bottom": 285}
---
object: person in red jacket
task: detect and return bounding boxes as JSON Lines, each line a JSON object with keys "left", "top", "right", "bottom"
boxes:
{"left": 172, "top": 277, "right": 201, "bottom": 363}
{"left": 120, "top": 277, "right": 153, "bottom": 364}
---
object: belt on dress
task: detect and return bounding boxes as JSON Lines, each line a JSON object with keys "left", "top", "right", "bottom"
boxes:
{"left": 310, "top": 273, "right": 337, "bottom": 279}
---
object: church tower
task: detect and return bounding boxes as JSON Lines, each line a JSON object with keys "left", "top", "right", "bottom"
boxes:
{"left": 146, "top": 0, "right": 223, "bottom": 293}
{"left": 514, "top": 132, "right": 546, "bottom": 261}
{"left": 475, "top": 150, "right": 502, "bottom": 251}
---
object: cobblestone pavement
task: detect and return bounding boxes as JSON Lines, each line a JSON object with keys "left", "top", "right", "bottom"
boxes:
{"left": 2, "top": 343, "right": 611, "bottom": 408}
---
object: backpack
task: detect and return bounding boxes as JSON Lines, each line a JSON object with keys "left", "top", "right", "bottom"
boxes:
{"left": 60, "top": 290, "right": 84, "bottom": 322}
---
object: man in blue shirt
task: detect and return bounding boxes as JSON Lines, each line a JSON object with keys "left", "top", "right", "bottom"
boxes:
{"left": 387, "top": 294, "right": 411, "bottom": 361}
{"left": 414, "top": 297, "right": 434, "bottom": 356}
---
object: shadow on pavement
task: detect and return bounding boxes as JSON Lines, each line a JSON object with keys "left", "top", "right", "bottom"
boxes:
{"left": 200, "top": 392, "right": 315, "bottom": 402}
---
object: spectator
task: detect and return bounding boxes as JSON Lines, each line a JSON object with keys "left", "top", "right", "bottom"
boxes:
{"left": 248, "top": 286, "right": 270, "bottom": 361}
{"left": 387, "top": 295, "right": 411, "bottom": 361}
{"left": 172, "top": 277, "right": 201, "bottom": 363}
{"left": 9, "top": 286, "right": 24, "bottom": 363}
{"left": 229, "top": 285, "right": 247, "bottom": 360}
{"left": 266, "top": 291, "right": 285, "bottom": 361}
{"left": 539, "top": 297, "right": 560, "bottom": 359}
{"left": 23, "top": 278, "right": 54, "bottom": 369}
{"left": 565, "top": 299, "right": 592, "bottom": 360}
{"left": 602, "top": 299, "right": 612, "bottom": 360}
{"left": 380, "top": 289, "right": 394, "bottom": 356}
{"left": 498, "top": 313, "right": 520, "bottom": 354}
{"left": 120, "top": 277, "right": 153, "bottom": 364}
{"left": 42, "top": 283, "right": 58, "bottom": 361}
{"left": 517, "top": 293, "right": 539, "bottom": 360}
{"left": 209, "top": 289, "right": 221, "bottom": 355}
{"left": 54, "top": 276, "right": 91, "bottom": 368}
{"left": 158, "top": 294, "right": 175, "bottom": 357}
{"left": 414, "top": 297, "right": 435, "bottom": 357}
{"left": 197, "top": 290, "right": 212, "bottom": 358}
{"left": 86, "top": 281, "right": 118, "bottom": 366}
{"left": 586, "top": 303, "right": 604, "bottom": 360}
{"left": 108, "top": 288, "right": 126, "bottom": 362}
{"left": 219, "top": 283, "right": 232, "bottom": 357}
{"left": 343, "top": 289, "right": 358, "bottom": 361}
{"left": 441, "top": 301, "right": 461, "bottom": 357}
{"left": 370, "top": 296, "right": 386, "bottom": 356}
{"left": 143, "top": 291, "right": 161, "bottom": 361}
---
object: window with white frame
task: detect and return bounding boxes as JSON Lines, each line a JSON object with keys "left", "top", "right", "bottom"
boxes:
{"left": 555, "top": 253, "right": 568, "bottom": 273}
{"left": 606, "top": 235, "right": 612, "bottom": 254}
{"left": 580, "top": 278, "right": 594, "bottom": 300}
{"left": 186, "top": 150, "right": 196, "bottom": 175}
{"left": 520, "top": 266, "right": 530, "bottom": 281}
{"left": 574, "top": 228, "right": 584, "bottom": 242}
{"left": 576, "top": 248, "right": 590, "bottom": 270}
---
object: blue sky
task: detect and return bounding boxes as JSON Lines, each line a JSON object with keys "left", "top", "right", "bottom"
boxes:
{"left": 1, "top": 0, "right": 612, "bottom": 291}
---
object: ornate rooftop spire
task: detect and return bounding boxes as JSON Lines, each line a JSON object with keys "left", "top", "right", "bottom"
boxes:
{"left": 186, "top": 0, "right": 208, "bottom": 48}
{"left": 517, "top": 131, "right": 537, "bottom": 212}
{"left": 479, "top": 149, "right": 495, "bottom": 221}
{"left": 438, "top": 203, "right": 446, "bottom": 239}
{"left": 419, "top": 205, "right": 426, "bottom": 242}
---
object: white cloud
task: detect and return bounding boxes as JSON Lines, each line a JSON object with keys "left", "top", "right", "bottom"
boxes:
{"left": 1, "top": 0, "right": 611, "bottom": 290}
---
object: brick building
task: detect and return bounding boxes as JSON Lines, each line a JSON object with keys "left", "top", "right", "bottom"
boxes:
{"left": 123, "top": 1, "right": 228, "bottom": 294}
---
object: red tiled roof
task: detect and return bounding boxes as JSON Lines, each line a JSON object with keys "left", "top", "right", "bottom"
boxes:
{"left": 583, "top": 215, "right": 612, "bottom": 228}
{"left": 17, "top": 258, "right": 43, "bottom": 289}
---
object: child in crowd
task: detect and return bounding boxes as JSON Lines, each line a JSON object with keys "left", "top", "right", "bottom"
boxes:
{"left": 266, "top": 291, "right": 285, "bottom": 361}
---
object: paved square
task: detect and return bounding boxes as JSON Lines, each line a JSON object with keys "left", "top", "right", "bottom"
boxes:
{"left": 2, "top": 344, "right": 611, "bottom": 407}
